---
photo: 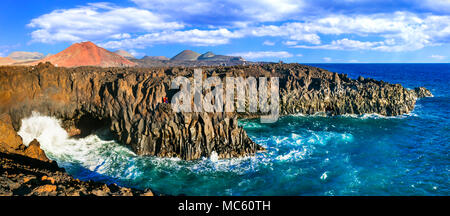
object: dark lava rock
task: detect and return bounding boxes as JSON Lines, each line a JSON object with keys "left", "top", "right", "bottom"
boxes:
{"left": 0, "top": 152, "right": 151, "bottom": 196}
{"left": 414, "top": 87, "right": 433, "bottom": 98}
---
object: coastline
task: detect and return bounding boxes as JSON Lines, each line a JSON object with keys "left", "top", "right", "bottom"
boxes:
{"left": 0, "top": 63, "right": 434, "bottom": 196}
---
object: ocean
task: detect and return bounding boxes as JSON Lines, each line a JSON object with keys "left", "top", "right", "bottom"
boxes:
{"left": 17, "top": 64, "right": 449, "bottom": 195}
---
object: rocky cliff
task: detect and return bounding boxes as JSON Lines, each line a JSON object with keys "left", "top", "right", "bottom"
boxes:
{"left": 0, "top": 63, "right": 432, "bottom": 160}
{"left": 0, "top": 113, "right": 153, "bottom": 196}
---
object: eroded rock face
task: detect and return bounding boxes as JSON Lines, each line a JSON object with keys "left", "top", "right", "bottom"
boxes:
{"left": 0, "top": 112, "right": 151, "bottom": 196}
{"left": 0, "top": 63, "right": 432, "bottom": 160}
{"left": 0, "top": 113, "right": 50, "bottom": 162}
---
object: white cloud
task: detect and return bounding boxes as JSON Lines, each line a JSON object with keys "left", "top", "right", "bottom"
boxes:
{"left": 276, "top": 12, "right": 450, "bottom": 52}
{"left": 109, "top": 33, "right": 131, "bottom": 40}
{"left": 25, "top": 2, "right": 450, "bottom": 53}
{"left": 129, "top": 49, "right": 145, "bottom": 58}
{"left": 295, "top": 38, "right": 386, "bottom": 50}
{"left": 430, "top": 55, "right": 446, "bottom": 60}
{"left": 263, "top": 40, "right": 275, "bottom": 46}
{"left": 323, "top": 57, "right": 332, "bottom": 62}
{"left": 28, "top": 4, "right": 183, "bottom": 43}
{"left": 131, "top": 0, "right": 305, "bottom": 24}
{"left": 100, "top": 28, "right": 243, "bottom": 48}
{"left": 229, "top": 51, "right": 293, "bottom": 60}
{"left": 421, "top": 0, "right": 450, "bottom": 13}
{"left": 246, "top": 23, "right": 321, "bottom": 44}
{"left": 98, "top": 12, "right": 450, "bottom": 51}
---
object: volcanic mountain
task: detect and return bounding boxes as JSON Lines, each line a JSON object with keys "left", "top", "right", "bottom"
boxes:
{"left": 170, "top": 50, "right": 201, "bottom": 61}
{"left": 198, "top": 51, "right": 245, "bottom": 61}
{"left": 198, "top": 51, "right": 216, "bottom": 59}
{"left": 38, "top": 42, "right": 136, "bottom": 67}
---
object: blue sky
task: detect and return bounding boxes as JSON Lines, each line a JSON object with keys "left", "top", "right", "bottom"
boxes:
{"left": 1, "top": 0, "right": 450, "bottom": 63}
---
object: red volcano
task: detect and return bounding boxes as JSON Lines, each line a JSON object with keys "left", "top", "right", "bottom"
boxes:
{"left": 37, "top": 41, "right": 136, "bottom": 67}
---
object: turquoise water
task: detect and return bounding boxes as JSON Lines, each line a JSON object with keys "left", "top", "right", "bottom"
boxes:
{"left": 18, "top": 64, "right": 449, "bottom": 195}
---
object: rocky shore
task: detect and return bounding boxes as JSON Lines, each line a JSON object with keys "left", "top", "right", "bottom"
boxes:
{"left": 0, "top": 63, "right": 432, "bottom": 162}
{"left": 0, "top": 113, "right": 152, "bottom": 196}
{"left": 0, "top": 152, "right": 153, "bottom": 196}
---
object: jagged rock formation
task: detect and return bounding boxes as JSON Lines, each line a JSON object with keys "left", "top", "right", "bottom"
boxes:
{"left": 0, "top": 63, "right": 432, "bottom": 160}
{"left": 273, "top": 65, "right": 433, "bottom": 116}
{"left": 114, "top": 50, "right": 136, "bottom": 60}
{"left": 33, "top": 42, "right": 136, "bottom": 67}
{"left": 413, "top": 87, "right": 433, "bottom": 98}
{"left": 0, "top": 113, "right": 49, "bottom": 162}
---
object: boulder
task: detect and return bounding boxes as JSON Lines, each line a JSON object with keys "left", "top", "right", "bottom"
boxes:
{"left": 0, "top": 113, "right": 50, "bottom": 162}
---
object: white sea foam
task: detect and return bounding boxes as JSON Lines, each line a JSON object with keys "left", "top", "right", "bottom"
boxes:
{"left": 18, "top": 111, "right": 69, "bottom": 149}
{"left": 17, "top": 112, "right": 138, "bottom": 179}
{"left": 320, "top": 171, "right": 329, "bottom": 180}
{"left": 289, "top": 112, "right": 418, "bottom": 120}
{"left": 210, "top": 151, "right": 219, "bottom": 162}
{"left": 275, "top": 146, "right": 311, "bottom": 162}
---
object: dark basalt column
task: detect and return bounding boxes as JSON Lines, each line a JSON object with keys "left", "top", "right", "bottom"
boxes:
{"left": 0, "top": 62, "right": 432, "bottom": 160}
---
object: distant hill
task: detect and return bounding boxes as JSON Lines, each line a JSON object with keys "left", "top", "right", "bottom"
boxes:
{"left": 114, "top": 50, "right": 135, "bottom": 59}
{"left": 8, "top": 51, "right": 45, "bottom": 61}
{"left": 171, "top": 50, "right": 201, "bottom": 61}
{"left": 198, "top": 51, "right": 245, "bottom": 61}
{"left": 131, "top": 50, "right": 248, "bottom": 67}
{"left": 36, "top": 41, "right": 136, "bottom": 67}
{"left": 198, "top": 51, "right": 215, "bottom": 60}
{"left": 0, "top": 57, "right": 16, "bottom": 66}
{"left": 142, "top": 56, "right": 169, "bottom": 61}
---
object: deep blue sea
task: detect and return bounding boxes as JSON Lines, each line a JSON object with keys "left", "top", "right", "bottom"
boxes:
{"left": 18, "top": 64, "right": 449, "bottom": 195}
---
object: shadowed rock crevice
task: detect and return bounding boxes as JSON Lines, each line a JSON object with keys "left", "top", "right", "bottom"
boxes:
{"left": 0, "top": 63, "right": 432, "bottom": 160}
{"left": 62, "top": 112, "right": 111, "bottom": 138}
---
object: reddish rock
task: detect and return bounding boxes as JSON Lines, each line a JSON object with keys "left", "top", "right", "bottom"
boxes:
{"left": 23, "top": 139, "right": 50, "bottom": 162}
{"left": 0, "top": 114, "right": 49, "bottom": 162}
{"left": 0, "top": 113, "right": 24, "bottom": 153}
{"left": 33, "top": 184, "right": 57, "bottom": 193}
